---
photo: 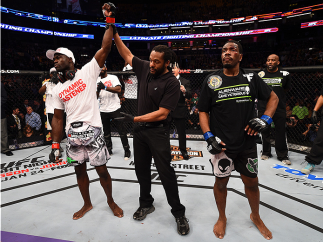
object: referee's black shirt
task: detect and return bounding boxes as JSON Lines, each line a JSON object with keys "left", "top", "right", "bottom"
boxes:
{"left": 132, "top": 56, "right": 180, "bottom": 123}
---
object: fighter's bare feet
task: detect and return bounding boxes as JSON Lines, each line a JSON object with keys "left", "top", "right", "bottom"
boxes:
{"left": 250, "top": 213, "right": 272, "bottom": 240}
{"left": 73, "top": 204, "right": 93, "bottom": 220}
{"left": 108, "top": 202, "right": 124, "bottom": 218}
{"left": 213, "top": 217, "right": 227, "bottom": 239}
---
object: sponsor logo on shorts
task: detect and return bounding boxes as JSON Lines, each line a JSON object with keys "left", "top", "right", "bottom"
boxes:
{"left": 246, "top": 158, "right": 258, "bottom": 174}
{"left": 207, "top": 75, "right": 222, "bottom": 89}
{"left": 69, "top": 130, "right": 94, "bottom": 138}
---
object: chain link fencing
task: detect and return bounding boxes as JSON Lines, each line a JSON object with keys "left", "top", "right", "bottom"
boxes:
{"left": 2, "top": 71, "right": 48, "bottom": 150}
{"left": 2, "top": 66, "right": 322, "bottom": 154}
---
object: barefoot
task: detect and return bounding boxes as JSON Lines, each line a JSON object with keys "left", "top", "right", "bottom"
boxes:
{"left": 213, "top": 217, "right": 227, "bottom": 239}
{"left": 73, "top": 204, "right": 93, "bottom": 220}
{"left": 250, "top": 213, "right": 272, "bottom": 240}
{"left": 108, "top": 202, "right": 124, "bottom": 218}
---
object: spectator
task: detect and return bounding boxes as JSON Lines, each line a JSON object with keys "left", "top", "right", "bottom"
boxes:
{"left": 286, "top": 105, "right": 292, "bottom": 118}
{"left": 1, "top": 82, "right": 13, "bottom": 156}
{"left": 191, "top": 93, "right": 199, "bottom": 108}
{"left": 292, "top": 100, "right": 309, "bottom": 120}
{"left": 303, "top": 121, "right": 320, "bottom": 142}
{"left": 7, "top": 106, "right": 24, "bottom": 139}
{"left": 188, "top": 108, "right": 200, "bottom": 130}
{"left": 23, "top": 124, "right": 35, "bottom": 138}
{"left": 25, "top": 106, "right": 42, "bottom": 132}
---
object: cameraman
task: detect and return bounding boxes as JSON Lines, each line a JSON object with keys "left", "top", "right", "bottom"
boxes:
{"left": 301, "top": 86, "right": 323, "bottom": 174}
{"left": 303, "top": 121, "right": 320, "bottom": 142}
{"left": 39, "top": 67, "right": 63, "bottom": 156}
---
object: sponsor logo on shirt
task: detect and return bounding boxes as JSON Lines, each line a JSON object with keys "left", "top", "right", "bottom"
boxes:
{"left": 217, "top": 84, "right": 251, "bottom": 102}
{"left": 207, "top": 75, "right": 222, "bottom": 89}
{"left": 59, "top": 79, "right": 86, "bottom": 102}
{"left": 104, "top": 80, "right": 112, "bottom": 87}
{"left": 258, "top": 71, "right": 265, "bottom": 78}
{"left": 262, "top": 78, "right": 282, "bottom": 87}
{"left": 124, "top": 79, "right": 133, "bottom": 84}
{"left": 243, "top": 73, "right": 253, "bottom": 82}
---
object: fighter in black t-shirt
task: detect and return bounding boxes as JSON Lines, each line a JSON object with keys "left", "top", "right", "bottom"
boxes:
{"left": 112, "top": 31, "right": 189, "bottom": 235}
{"left": 257, "top": 54, "right": 291, "bottom": 164}
{"left": 301, "top": 85, "right": 323, "bottom": 174}
{"left": 197, "top": 40, "right": 278, "bottom": 240}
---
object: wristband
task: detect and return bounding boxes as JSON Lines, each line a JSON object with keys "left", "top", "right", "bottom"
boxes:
{"left": 260, "top": 115, "right": 273, "bottom": 125}
{"left": 203, "top": 131, "right": 214, "bottom": 141}
{"left": 106, "top": 17, "right": 115, "bottom": 23}
{"left": 52, "top": 143, "right": 60, "bottom": 149}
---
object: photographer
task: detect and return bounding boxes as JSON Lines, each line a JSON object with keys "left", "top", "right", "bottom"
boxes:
{"left": 303, "top": 121, "right": 320, "bottom": 142}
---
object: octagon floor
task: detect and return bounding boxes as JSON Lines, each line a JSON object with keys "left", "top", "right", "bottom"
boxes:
{"left": 1, "top": 138, "right": 323, "bottom": 242}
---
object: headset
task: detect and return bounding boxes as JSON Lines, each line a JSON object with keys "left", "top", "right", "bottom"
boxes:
{"left": 57, "top": 69, "right": 77, "bottom": 82}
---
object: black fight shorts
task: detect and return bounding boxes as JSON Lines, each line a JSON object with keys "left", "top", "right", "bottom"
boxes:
{"left": 210, "top": 146, "right": 258, "bottom": 178}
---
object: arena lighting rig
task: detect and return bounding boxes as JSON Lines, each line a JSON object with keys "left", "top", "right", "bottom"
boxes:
{"left": 1, "top": 23, "right": 277, "bottom": 40}
{"left": 1, "top": 3, "right": 322, "bottom": 29}
{"left": 0, "top": 23, "right": 94, "bottom": 39}
{"left": 120, "top": 28, "right": 279, "bottom": 41}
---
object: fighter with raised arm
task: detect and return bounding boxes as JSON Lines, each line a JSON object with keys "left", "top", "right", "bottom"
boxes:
{"left": 47, "top": 2, "right": 123, "bottom": 220}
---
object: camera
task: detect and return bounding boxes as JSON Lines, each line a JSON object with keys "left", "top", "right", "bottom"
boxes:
{"left": 288, "top": 117, "right": 296, "bottom": 125}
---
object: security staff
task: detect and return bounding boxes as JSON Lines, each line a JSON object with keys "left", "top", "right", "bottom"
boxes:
{"left": 171, "top": 62, "right": 192, "bottom": 160}
{"left": 258, "top": 54, "right": 291, "bottom": 164}
{"left": 113, "top": 29, "right": 189, "bottom": 235}
{"left": 198, "top": 40, "right": 278, "bottom": 240}
{"left": 301, "top": 85, "right": 323, "bottom": 174}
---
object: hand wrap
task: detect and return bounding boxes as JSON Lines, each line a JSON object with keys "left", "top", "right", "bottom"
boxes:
{"left": 247, "top": 115, "right": 272, "bottom": 133}
{"left": 49, "top": 142, "right": 60, "bottom": 163}
{"left": 203, "top": 131, "right": 223, "bottom": 155}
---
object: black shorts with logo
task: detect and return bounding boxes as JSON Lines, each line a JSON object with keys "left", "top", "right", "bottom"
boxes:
{"left": 210, "top": 145, "right": 258, "bottom": 178}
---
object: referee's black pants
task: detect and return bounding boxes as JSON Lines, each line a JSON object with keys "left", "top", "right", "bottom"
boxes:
{"left": 305, "top": 116, "right": 323, "bottom": 165}
{"left": 259, "top": 111, "right": 288, "bottom": 160}
{"left": 100, "top": 109, "right": 130, "bottom": 152}
{"left": 133, "top": 125, "right": 186, "bottom": 218}
{"left": 173, "top": 118, "right": 187, "bottom": 154}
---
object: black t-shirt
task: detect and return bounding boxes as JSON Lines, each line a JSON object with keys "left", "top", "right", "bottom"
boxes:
{"left": 320, "top": 85, "right": 323, "bottom": 96}
{"left": 132, "top": 56, "right": 180, "bottom": 123}
{"left": 257, "top": 68, "right": 291, "bottom": 113}
{"left": 197, "top": 69, "right": 272, "bottom": 153}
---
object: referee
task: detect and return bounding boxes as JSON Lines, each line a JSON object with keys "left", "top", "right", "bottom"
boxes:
{"left": 257, "top": 54, "right": 291, "bottom": 165}
{"left": 113, "top": 31, "right": 189, "bottom": 235}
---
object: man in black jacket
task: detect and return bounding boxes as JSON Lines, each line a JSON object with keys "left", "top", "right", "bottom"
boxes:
{"left": 1, "top": 83, "right": 13, "bottom": 156}
{"left": 171, "top": 62, "right": 192, "bottom": 160}
{"left": 7, "top": 107, "right": 24, "bottom": 139}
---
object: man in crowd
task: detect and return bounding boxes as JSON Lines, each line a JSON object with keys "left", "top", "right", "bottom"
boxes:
{"left": 198, "top": 40, "right": 278, "bottom": 240}
{"left": 25, "top": 106, "right": 42, "bottom": 133}
{"left": 1, "top": 83, "right": 13, "bottom": 156}
{"left": 301, "top": 85, "right": 323, "bottom": 174}
{"left": 257, "top": 54, "right": 291, "bottom": 164}
{"left": 171, "top": 62, "right": 192, "bottom": 160}
{"left": 47, "top": 2, "right": 123, "bottom": 220}
{"left": 292, "top": 100, "right": 309, "bottom": 120}
{"left": 112, "top": 26, "right": 190, "bottom": 235}
{"left": 97, "top": 64, "right": 131, "bottom": 159}
{"left": 39, "top": 67, "right": 63, "bottom": 156}
{"left": 8, "top": 107, "right": 24, "bottom": 139}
